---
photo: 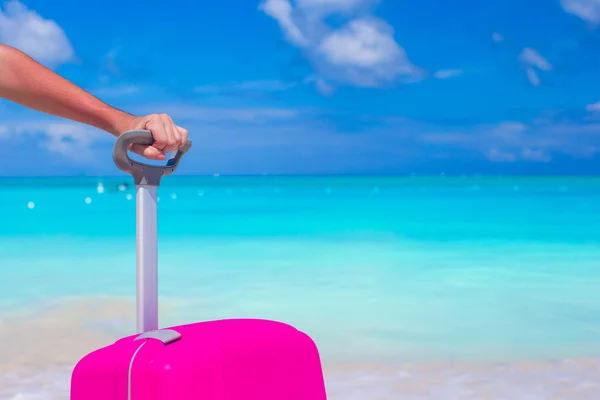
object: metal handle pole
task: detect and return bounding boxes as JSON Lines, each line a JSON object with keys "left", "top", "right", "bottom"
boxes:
{"left": 136, "top": 185, "right": 159, "bottom": 333}
{"left": 112, "top": 130, "right": 192, "bottom": 334}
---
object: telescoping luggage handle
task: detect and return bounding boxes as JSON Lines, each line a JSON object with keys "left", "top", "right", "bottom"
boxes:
{"left": 113, "top": 130, "right": 192, "bottom": 334}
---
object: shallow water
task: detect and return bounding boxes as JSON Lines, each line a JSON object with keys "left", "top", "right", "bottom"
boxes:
{"left": 1, "top": 176, "right": 600, "bottom": 398}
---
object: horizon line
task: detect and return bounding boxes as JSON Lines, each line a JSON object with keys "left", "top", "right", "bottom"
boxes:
{"left": 1, "top": 173, "right": 600, "bottom": 179}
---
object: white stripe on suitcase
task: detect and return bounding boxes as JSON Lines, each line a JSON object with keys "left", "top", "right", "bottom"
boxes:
{"left": 128, "top": 341, "right": 148, "bottom": 400}
{"left": 127, "top": 329, "right": 183, "bottom": 399}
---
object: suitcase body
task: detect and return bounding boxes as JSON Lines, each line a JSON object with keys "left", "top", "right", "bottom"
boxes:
{"left": 70, "top": 131, "right": 327, "bottom": 399}
{"left": 71, "top": 319, "right": 326, "bottom": 400}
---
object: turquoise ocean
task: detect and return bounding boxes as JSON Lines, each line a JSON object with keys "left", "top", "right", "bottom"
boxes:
{"left": 1, "top": 175, "right": 600, "bottom": 399}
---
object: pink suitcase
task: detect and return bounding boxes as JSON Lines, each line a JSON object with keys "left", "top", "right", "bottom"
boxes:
{"left": 70, "top": 130, "right": 327, "bottom": 400}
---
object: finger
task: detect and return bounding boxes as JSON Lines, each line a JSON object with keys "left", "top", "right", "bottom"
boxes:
{"left": 160, "top": 114, "right": 178, "bottom": 154}
{"left": 176, "top": 126, "right": 188, "bottom": 148}
{"left": 146, "top": 116, "right": 168, "bottom": 153}
{"left": 130, "top": 144, "right": 166, "bottom": 160}
{"left": 170, "top": 120, "right": 183, "bottom": 149}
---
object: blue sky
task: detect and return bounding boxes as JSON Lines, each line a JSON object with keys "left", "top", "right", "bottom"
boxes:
{"left": 1, "top": 0, "right": 600, "bottom": 176}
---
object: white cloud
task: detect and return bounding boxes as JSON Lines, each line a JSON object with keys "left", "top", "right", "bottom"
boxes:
{"left": 489, "top": 121, "right": 528, "bottom": 138}
{"left": 89, "top": 85, "right": 141, "bottom": 98}
{"left": 315, "top": 77, "right": 335, "bottom": 95}
{"left": 41, "top": 123, "right": 96, "bottom": 159}
{"left": 492, "top": 32, "right": 504, "bottom": 42}
{"left": 103, "top": 46, "right": 121, "bottom": 76}
{"left": 318, "top": 19, "right": 398, "bottom": 68}
{"left": 303, "top": 75, "right": 336, "bottom": 94}
{"left": 521, "top": 148, "right": 551, "bottom": 162}
{"left": 194, "top": 80, "right": 296, "bottom": 94}
{"left": 296, "top": 0, "right": 367, "bottom": 10}
{"left": 586, "top": 101, "right": 600, "bottom": 112}
{"left": 519, "top": 48, "right": 552, "bottom": 71}
{"left": 487, "top": 148, "right": 517, "bottom": 162}
{"left": 525, "top": 67, "right": 541, "bottom": 86}
{"left": 129, "top": 104, "right": 300, "bottom": 123}
{"left": 259, "top": 0, "right": 308, "bottom": 46}
{"left": 0, "top": 119, "right": 110, "bottom": 161}
{"left": 0, "top": 0, "right": 75, "bottom": 67}
{"left": 561, "top": 0, "right": 600, "bottom": 24}
{"left": 487, "top": 148, "right": 549, "bottom": 163}
{"left": 0, "top": 104, "right": 302, "bottom": 163}
{"left": 404, "top": 116, "right": 600, "bottom": 163}
{"left": 519, "top": 48, "right": 551, "bottom": 86}
{"left": 317, "top": 18, "right": 420, "bottom": 86}
{"left": 154, "top": 111, "right": 600, "bottom": 167}
{"left": 419, "top": 121, "right": 531, "bottom": 153}
{"left": 3, "top": 104, "right": 597, "bottom": 171}
{"left": 433, "top": 69, "right": 463, "bottom": 79}
{"left": 259, "top": 0, "right": 424, "bottom": 89}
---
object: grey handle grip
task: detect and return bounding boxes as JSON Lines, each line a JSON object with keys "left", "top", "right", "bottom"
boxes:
{"left": 112, "top": 130, "right": 192, "bottom": 186}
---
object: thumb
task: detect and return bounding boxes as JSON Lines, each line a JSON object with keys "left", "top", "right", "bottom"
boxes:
{"left": 129, "top": 144, "right": 166, "bottom": 160}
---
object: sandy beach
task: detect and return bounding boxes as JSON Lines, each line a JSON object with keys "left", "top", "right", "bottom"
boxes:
{"left": 2, "top": 297, "right": 600, "bottom": 400}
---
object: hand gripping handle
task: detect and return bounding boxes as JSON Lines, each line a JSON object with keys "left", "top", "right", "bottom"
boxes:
{"left": 112, "top": 130, "right": 192, "bottom": 186}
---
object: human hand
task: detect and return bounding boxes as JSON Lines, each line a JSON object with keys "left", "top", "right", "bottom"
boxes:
{"left": 115, "top": 114, "right": 189, "bottom": 161}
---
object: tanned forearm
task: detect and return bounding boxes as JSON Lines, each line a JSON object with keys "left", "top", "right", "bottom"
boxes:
{"left": 0, "top": 44, "right": 189, "bottom": 160}
{"left": 0, "top": 44, "right": 131, "bottom": 136}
